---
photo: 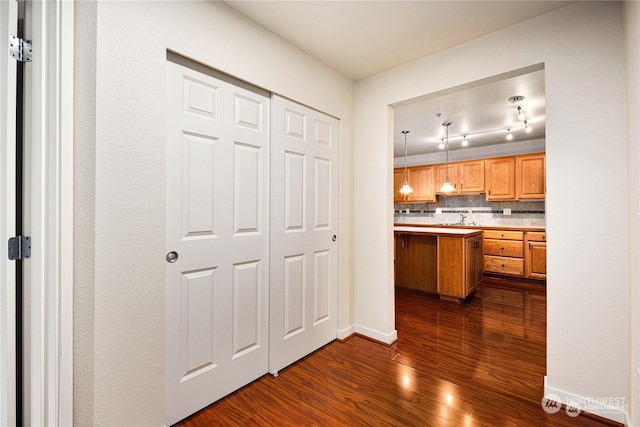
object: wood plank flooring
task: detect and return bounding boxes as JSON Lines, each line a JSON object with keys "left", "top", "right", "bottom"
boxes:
{"left": 176, "top": 286, "right": 619, "bottom": 426}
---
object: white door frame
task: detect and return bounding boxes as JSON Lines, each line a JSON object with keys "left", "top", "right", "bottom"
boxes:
{"left": 0, "top": 1, "right": 18, "bottom": 424}
{"left": 21, "top": 0, "right": 73, "bottom": 424}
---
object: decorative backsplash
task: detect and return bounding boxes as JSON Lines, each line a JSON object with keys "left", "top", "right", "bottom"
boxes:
{"left": 394, "top": 194, "right": 545, "bottom": 227}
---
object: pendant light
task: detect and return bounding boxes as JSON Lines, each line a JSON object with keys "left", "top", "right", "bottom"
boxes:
{"left": 399, "top": 130, "right": 413, "bottom": 195}
{"left": 439, "top": 121, "right": 456, "bottom": 193}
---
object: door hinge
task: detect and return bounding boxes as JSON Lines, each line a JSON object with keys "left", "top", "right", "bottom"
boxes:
{"left": 9, "top": 35, "right": 33, "bottom": 63}
{"left": 8, "top": 236, "right": 31, "bottom": 260}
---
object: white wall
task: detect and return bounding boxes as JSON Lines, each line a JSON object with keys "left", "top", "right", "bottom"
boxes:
{"left": 73, "top": 1, "right": 354, "bottom": 425}
{"left": 625, "top": 1, "right": 640, "bottom": 424}
{"left": 354, "top": 1, "right": 629, "bottom": 422}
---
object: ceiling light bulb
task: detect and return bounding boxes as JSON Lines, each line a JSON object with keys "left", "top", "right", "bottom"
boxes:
{"left": 439, "top": 139, "right": 445, "bottom": 150}
{"left": 517, "top": 106, "right": 526, "bottom": 121}
{"left": 525, "top": 120, "right": 532, "bottom": 133}
{"left": 506, "top": 129, "right": 513, "bottom": 141}
{"left": 462, "top": 136, "right": 468, "bottom": 147}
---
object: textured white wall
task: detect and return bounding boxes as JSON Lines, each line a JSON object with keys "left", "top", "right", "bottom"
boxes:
{"left": 74, "top": 1, "right": 354, "bottom": 425}
{"left": 624, "top": 1, "right": 640, "bottom": 424}
{"left": 354, "top": 0, "right": 629, "bottom": 420}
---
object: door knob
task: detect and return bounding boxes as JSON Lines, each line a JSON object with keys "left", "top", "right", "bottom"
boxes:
{"left": 166, "top": 251, "right": 179, "bottom": 263}
{"left": 332, "top": 235, "right": 337, "bottom": 242}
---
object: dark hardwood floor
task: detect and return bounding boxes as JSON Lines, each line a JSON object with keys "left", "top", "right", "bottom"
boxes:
{"left": 177, "top": 285, "right": 618, "bottom": 426}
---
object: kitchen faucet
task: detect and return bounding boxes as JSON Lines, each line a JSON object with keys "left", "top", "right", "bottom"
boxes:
{"left": 459, "top": 213, "right": 467, "bottom": 225}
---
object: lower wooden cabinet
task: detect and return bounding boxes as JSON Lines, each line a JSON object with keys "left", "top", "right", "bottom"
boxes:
{"left": 465, "top": 234, "right": 483, "bottom": 295}
{"left": 483, "top": 230, "right": 524, "bottom": 277}
{"left": 395, "top": 234, "right": 438, "bottom": 293}
{"left": 484, "top": 255, "right": 524, "bottom": 276}
{"left": 525, "top": 231, "right": 547, "bottom": 279}
{"left": 482, "top": 229, "right": 546, "bottom": 281}
{"left": 394, "top": 230, "right": 483, "bottom": 301}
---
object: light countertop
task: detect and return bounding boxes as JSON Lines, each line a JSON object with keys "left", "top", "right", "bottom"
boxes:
{"left": 394, "top": 226, "right": 483, "bottom": 236}
{"left": 394, "top": 223, "right": 545, "bottom": 232}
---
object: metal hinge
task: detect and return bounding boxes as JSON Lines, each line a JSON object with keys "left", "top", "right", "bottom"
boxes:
{"left": 9, "top": 35, "right": 32, "bottom": 63}
{"left": 8, "top": 236, "right": 31, "bottom": 260}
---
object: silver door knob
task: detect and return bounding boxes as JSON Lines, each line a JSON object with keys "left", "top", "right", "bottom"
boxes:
{"left": 166, "top": 251, "right": 179, "bottom": 263}
{"left": 332, "top": 235, "right": 337, "bottom": 242}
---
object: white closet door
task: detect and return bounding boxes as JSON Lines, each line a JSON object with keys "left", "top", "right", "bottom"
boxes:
{"left": 165, "top": 59, "right": 270, "bottom": 426}
{"left": 269, "top": 95, "right": 339, "bottom": 374}
{"left": 0, "top": 1, "right": 17, "bottom": 425}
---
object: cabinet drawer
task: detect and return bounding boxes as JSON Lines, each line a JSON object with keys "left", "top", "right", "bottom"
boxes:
{"left": 484, "top": 230, "right": 523, "bottom": 241}
{"left": 526, "top": 231, "right": 546, "bottom": 242}
{"left": 483, "top": 239, "right": 523, "bottom": 257}
{"left": 484, "top": 255, "right": 524, "bottom": 276}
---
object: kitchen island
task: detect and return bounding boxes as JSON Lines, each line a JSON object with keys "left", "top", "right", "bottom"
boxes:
{"left": 394, "top": 226, "right": 483, "bottom": 302}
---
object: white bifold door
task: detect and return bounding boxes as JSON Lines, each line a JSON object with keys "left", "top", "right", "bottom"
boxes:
{"left": 269, "top": 96, "right": 339, "bottom": 374}
{"left": 166, "top": 58, "right": 338, "bottom": 425}
{"left": 165, "top": 58, "right": 271, "bottom": 426}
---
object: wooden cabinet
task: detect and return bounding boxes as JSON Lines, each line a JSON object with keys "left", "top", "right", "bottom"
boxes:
{"left": 395, "top": 229, "right": 483, "bottom": 301}
{"left": 395, "top": 234, "right": 438, "bottom": 293}
{"left": 516, "top": 154, "right": 545, "bottom": 199}
{"left": 483, "top": 230, "right": 524, "bottom": 277}
{"left": 437, "top": 232, "right": 483, "bottom": 301}
{"left": 465, "top": 234, "right": 483, "bottom": 295}
{"left": 407, "top": 165, "right": 436, "bottom": 202}
{"left": 435, "top": 163, "right": 458, "bottom": 194}
{"left": 435, "top": 160, "right": 484, "bottom": 194}
{"left": 525, "top": 231, "right": 547, "bottom": 279}
{"left": 485, "top": 157, "right": 515, "bottom": 200}
{"left": 394, "top": 153, "right": 544, "bottom": 202}
{"left": 394, "top": 168, "right": 406, "bottom": 202}
{"left": 458, "top": 160, "right": 485, "bottom": 193}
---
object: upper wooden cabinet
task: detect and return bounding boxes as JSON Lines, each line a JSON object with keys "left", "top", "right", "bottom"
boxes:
{"left": 485, "top": 157, "right": 516, "bottom": 200}
{"left": 435, "top": 163, "right": 458, "bottom": 194}
{"left": 458, "top": 160, "right": 485, "bottom": 193}
{"left": 394, "top": 169, "right": 406, "bottom": 202}
{"left": 516, "top": 154, "right": 546, "bottom": 199}
{"left": 394, "top": 153, "right": 545, "bottom": 202}
{"left": 407, "top": 166, "right": 436, "bottom": 202}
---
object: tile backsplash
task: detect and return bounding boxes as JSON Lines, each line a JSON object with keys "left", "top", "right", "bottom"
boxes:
{"left": 394, "top": 194, "right": 545, "bottom": 227}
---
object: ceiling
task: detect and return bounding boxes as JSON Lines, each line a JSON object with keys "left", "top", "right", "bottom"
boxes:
{"left": 394, "top": 68, "right": 546, "bottom": 157}
{"left": 222, "top": 0, "right": 565, "bottom": 157}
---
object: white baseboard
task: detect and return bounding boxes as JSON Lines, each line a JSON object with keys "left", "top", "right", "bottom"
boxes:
{"left": 336, "top": 325, "right": 356, "bottom": 340}
{"left": 544, "top": 377, "right": 630, "bottom": 425}
{"left": 337, "top": 324, "right": 397, "bottom": 345}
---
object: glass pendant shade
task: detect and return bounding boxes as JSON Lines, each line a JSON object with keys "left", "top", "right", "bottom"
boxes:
{"left": 400, "top": 182, "right": 413, "bottom": 194}
{"left": 439, "top": 181, "right": 456, "bottom": 193}
{"left": 400, "top": 130, "right": 413, "bottom": 195}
